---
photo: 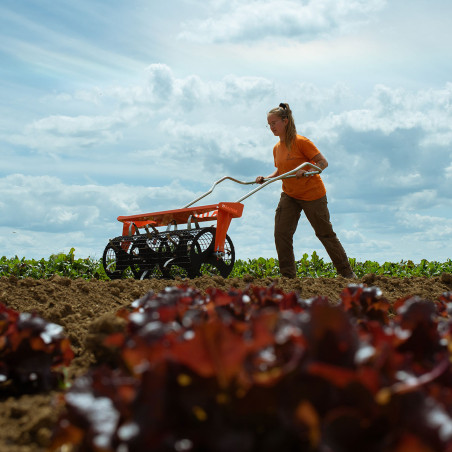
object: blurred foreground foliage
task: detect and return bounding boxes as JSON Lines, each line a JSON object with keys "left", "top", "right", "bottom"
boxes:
{"left": 1, "top": 249, "right": 451, "bottom": 280}
{"left": 50, "top": 284, "right": 452, "bottom": 452}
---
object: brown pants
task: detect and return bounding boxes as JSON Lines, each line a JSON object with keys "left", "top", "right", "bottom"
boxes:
{"left": 274, "top": 193, "right": 353, "bottom": 278}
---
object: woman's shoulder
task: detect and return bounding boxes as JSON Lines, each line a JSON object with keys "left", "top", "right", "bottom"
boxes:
{"left": 293, "top": 134, "right": 312, "bottom": 149}
{"left": 294, "top": 135, "right": 319, "bottom": 155}
{"left": 295, "top": 134, "right": 312, "bottom": 143}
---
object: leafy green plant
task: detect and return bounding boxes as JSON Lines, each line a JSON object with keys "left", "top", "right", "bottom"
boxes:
{"left": 1, "top": 250, "right": 451, "bottom": 280}
{"left": 230, "top": 256, "right": 281, "bottom": 278}
{"left": 0, "top": 248, "right": 108, "bottom": 280}
{"left": 352, "top": 258, "right": 452, "bottom": 278}
{"left": 231, "top": 255, "right": 452, "bottom": 279}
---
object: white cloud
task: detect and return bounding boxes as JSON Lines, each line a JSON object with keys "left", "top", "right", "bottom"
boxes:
{"left": 302, "top": 83, "right": 452, "bottom": 145}
{"left": 0, "top": 174, "right": 179, "bottom": 230}
{"left": 0, "top": 173, "right": 205, "bottom": 258}
{"left": 93, "top": 65, "right": 274, "bottom": 109}
{"left": 338, "top": 229, "right": 366, "bottom": 244}
{"left": 395, "top": 211, "right": 452, "bottom": 239}
{"left": 2, "top": 64, "right": 276, "bottom": 155}
{"left": 179, "top": 0, "right": 387, "bottom": 44}
{"left": 446, "top": 163, "right": 452, "bottom": 179}
{"left": 398, "top": 189, "right": 439, "bottom": 211}
{"left": 32, "top": 114, "right": 122, "bottom": 138}
{"left": 294, "top": 82, "right": 354, "bottom": 114}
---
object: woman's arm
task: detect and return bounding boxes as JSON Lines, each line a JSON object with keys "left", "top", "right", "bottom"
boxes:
{"left": 255, "top": 168, "right": 279, "bottom": 184}
{"left": 312, "top": 152, "right": 328, "bottom": 170}
{"left": 296, "top": 152, "right": 328, "bottom": 178}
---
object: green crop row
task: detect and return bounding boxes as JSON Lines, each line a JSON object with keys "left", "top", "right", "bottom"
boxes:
{"left": 0, "top": 248, "right": 109, "bottom": 280}
{"left": 231, "top": 252, "right": 452, "bottom": 278}
{"left": 1, "top": 249, "right": 451, "bottom": 280}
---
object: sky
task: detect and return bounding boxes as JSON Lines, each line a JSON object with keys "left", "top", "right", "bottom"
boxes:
{"left": 1, "top": 0, "right": 452, "bottom": 266}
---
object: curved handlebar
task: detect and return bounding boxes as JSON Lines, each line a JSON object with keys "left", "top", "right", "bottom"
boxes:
{"left": 183, "top": 162, "right": 321, "bottom": 208}
{"left": 183, "top": 176, "right": 255, "bottom": 208}
{"left": 236, "top": 162, "right": 322, "bottom": 203}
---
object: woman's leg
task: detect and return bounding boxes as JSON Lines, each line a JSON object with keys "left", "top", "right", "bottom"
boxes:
{"left": 274, "top": 193, "right": 301, "bottom": 278}
{"left": 301, "top": 196, "right": 354, "bottom": 277}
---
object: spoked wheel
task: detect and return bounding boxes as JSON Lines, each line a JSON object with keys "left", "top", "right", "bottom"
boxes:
{"left": 189, "top": 227, "right": 235, "bottom": 278}
{"left": 158, "top": 233, "right": 192, "bottom": 279}
{"left": 102, "top": 239, "right": 132, "bottom": 279}
{"left": 129, "top": 239, "right": 162, "bottom": 279}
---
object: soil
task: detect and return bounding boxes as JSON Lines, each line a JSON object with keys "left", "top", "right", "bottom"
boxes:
{"left": 1, "top": 273, "right": 452, "bottom": 452}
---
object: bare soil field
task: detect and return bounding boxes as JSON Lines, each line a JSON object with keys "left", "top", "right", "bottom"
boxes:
{"left": 1, "top": 273, "right": 452, "bottom": 451}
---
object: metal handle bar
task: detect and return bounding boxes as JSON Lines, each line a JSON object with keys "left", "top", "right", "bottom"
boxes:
{"left": 183, "top": 162, "right": 321, "bottom": 208}
{"left": 236, "top": 162, "right": 321, "bottom": 203}
{"left": 183, "top": 176, "right": 255, "bottom": 208}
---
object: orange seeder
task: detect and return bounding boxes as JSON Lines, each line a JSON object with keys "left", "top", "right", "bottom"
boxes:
{"left": 102, "top": 162, "right": 321, "bottom": 280}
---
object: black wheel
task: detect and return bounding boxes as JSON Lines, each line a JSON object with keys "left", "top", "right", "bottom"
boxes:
{"left": 129, "top": 233, "right": 187, "bottom": 280}
{"left": 129, "top": 240, "right": 153, "bottom": 279}
{"left": 102, "top": 239, "right": 131, "bottom": 279}
{"left": 158, "top": 233, "right": 192, "bottom": 279}
{"left": 189, "top": 227, "right": 235, "bottom": 278}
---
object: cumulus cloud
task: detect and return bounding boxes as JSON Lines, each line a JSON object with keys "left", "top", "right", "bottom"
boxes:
{"left": 31, "top": 114, "right": 122, "bottom": 138}
{"left": 394, "top": 211, "right": 452, "bottom": 239}
{"left": 446, "top": 163, "right": 452, "bottom": 179}
{"left": 0, "top": 174, "right": 189, "bottom": 230}
{"left": 294, "top": 82, "right": 354, "bottom": 115}
{"left": 178, "top": 0, "right": 387, "bottom": 44}
{"left": 302, "top": 83, "right": 452, "bottom": 188}
{"left": 6, "top": 114, "right": 126, "bottom": 153}
{"left": 3, "top": 65, "right": 275, "bottom": 155}
{"left": 304, "top": 84, "right": 452, "bottom": 147}
{"left": 398, "top": 189, "right": 439, "bottom": 211}
{"left": 0, "top": 173, "right": 203, "bottom": 258}
{"left": 359, "top": 83, "right": 452, "bottom": 139}
{"left": 87, "top": 65, "right": 274, "bottom": 110}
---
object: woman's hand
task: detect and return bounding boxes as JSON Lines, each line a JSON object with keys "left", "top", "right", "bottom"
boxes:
{"left": 256, "top": 170, "right": 278, "bottom": 184}
{"left": 295, "top": 169, "right": 308, "bottom": 178}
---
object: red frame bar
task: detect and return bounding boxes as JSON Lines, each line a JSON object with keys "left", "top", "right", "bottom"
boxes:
{"left": 117, "top": 202, "right": 244, "bottom": 253}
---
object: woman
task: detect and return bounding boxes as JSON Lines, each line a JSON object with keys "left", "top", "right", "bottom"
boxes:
{"left": 256, "top": 103, "right": 357, "bottom": 279}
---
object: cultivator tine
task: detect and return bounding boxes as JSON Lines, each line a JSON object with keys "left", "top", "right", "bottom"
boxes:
{"left": 163, "top": 257, "right": 176, "bottom": 268}
{"left": 143, "top": 224, "right": 155, "bottom": 240}
{"left": 187, "top": 214, "right": 200, "bottom": 230}
{"left": 166, "top": 234, "right": 178, "bottom": 247}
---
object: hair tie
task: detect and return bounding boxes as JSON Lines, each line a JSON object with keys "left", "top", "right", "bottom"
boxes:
{"left": 279, "top": 103, "right": 287, "bottom": 109}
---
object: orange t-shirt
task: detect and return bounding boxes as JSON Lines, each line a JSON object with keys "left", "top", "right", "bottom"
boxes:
{"left": 273, "top": 135, "right": 326, "bottom": 201}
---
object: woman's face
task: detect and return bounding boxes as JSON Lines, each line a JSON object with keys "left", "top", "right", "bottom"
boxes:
{"left": 267, "top": 113, "right": 287, "bottom": 138}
